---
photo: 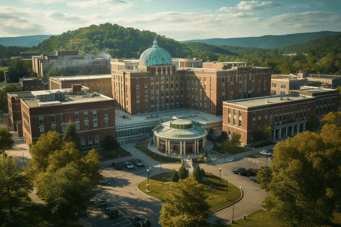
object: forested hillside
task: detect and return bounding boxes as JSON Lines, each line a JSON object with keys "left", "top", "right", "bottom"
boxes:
{"left": 29, "top": 23, "right": 235, "bottom": 62}
{"left": 0, "top": 45, "right": 29, "bottom": 58}
{"left": 183, "top": 31, "right": 341, "bottom": 49}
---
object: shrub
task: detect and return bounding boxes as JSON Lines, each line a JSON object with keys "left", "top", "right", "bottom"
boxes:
{"left": 178, "top": 166, "right": 188, "bottom": 180}
{"left": 103, "top": 135, "right": 120, "bottom": 151}
{"left": 193, "top": 166, "right": 202, "bottom": 183}
{"left": 221, "top": 131, "right": 228, "bottom": 140}
{"left": 170, "top": 170, "right": 179, "bottom": 182}
{"left": 200, "top": 168, "right": 206, "bottom": 177}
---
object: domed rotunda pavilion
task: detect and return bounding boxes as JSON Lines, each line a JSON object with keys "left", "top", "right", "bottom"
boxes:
{"left": 152, "top": 117, "right": 208, "bottom": 155}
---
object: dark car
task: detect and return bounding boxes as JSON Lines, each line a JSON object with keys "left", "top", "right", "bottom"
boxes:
{"left": 105, "top": 207, "right": 119, "bottom": 219}
{"left": 132, "top": 215, "right": 151, "bottom": 227}
{"left": 112, "top": 162, "right": 123, "bottom": 170}
{"left": 232, "top": 167, "right": 246, "bottom": 175}
{"left": 244, "top": 168, "right": 256, "bottom": 176}
{"left": 132, "top": 159, "right": 144, "bottom": 167}
{"left": 124, "top": 161, "right": 135, "bottom": 169}
{"left": 97, "top": 199, "right": 108, "bottom": 207}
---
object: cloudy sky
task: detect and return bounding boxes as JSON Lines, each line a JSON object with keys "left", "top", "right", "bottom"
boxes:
{"left": 0, "top": 0, "right": 340, "bottom": 40}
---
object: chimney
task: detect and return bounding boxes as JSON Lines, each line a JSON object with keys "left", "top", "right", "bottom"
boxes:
{"left": 72, "top": 84, "right": 82, "bottom": 94}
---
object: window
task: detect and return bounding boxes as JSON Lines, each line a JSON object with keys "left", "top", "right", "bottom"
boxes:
{"left": 95, "top": 134, "right": 100, "bottom": 146}
{"left": 265, "top": 110, "right": 268, "bottom": 116}
{"left": 84, "top": 121, "right": 89, "bottom": 129}
{"left": 93, "top": 120, "right": 98, "bottom": 128}
{"left": 50, "top": 115, "right": 55, "bottom": 123}
{"left": 62, "top": 125, "right": 67, "bottom": 132}
{"left": 239, "top": 110, "right": 242, "bottom": 116}
{"left": 233, "top": 119, "right": 236, "bottom": 125}
{"left": 84, "top": 112, "right": 88, "bottom": 119}
{"left": 228, "top": 117, "right": 231, "bottom": 123}
{"left": 105, "top": 119, "right": 109, "bottom": 126}
{"left": 271, "top": 83, "right": 276, "bottom": 87}
{"left": 39, "top": 116, "right": 44, "bottom": 125}
{"left": 74, "top": 113, "right": 79, "bottom": 121}
{"left": 253, "top": 112, "right": 255, "bottom": 118}
{"left": 239, "top": 120, "right": 242, "bottom": 127}
{"left": 234, "top": 109, "right": 236, "bottom": 115}
{"left": 88, "top": 136, "right": 93, "bottom": 147}
{"left": 74, "top": 122, "right": 79, "bottom": 130}
{"left": 93, "top": 110, "right": 97, "bottom": 118}
{"left": 281, "top": 84, "right": 286, "bottom": 88}
{"left": 81, "top": 137, "right": 86, "bottom": 148}
{"left": 51, "top": 125, "right": 56, "bottom": 131}
{"left": 104, "top": 109, "right": 108, "bottom": 116}
{"left": 39, "top": 127, "right": 44, "bottom": 134}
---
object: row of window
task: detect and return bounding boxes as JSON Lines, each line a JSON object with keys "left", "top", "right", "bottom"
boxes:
{"left": 39, "top": 110, "right": 109, "bottom": 125}
{"left": 271, "top": 83, "right": 286, "bottom": 88}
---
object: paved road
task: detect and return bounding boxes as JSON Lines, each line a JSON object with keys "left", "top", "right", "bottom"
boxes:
{"left": 4, "top": 131, "right": 30, "bottom": 169}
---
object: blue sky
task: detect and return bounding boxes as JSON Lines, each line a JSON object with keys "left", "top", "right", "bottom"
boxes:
{"left": 0, "top": 0, "right": 340, "bottom": 40}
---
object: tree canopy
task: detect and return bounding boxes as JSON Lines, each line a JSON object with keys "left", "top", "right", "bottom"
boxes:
{"left": 0, "top": 85, "right": 22, "bottom": 113}
{"left": 258, "top": 123, "right": 341, "bottom": 227}
{"left": 159, "top": 176, "right": 210, "bottom": 227}
{"left": 0, "top": 128, "right": 14, "bottom": 155}
{"left": 62, "top": 121, "right": 81, "bottom": 151}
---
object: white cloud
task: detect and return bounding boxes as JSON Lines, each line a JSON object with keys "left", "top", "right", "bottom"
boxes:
{"left": 67, "top": 0, "right": 133, "bottom": 12}
{"left": 45, "top": 11, "right": 86, "bottom": 23}
{"left": 24, "top": 0, "right": 64, "bottom": 4}
{"left": 218, "top": 1, "right": 281, "bottom": 12}
{"left": 287, "top": 4, "right": 310, "bottom": 9}
{"left": 316, "top": 2, "right": 326, "bottom": 7}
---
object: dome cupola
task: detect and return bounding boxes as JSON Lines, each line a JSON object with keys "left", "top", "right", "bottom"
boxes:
{"left": 139, "top": 39, "right": 172, "bottom": 66}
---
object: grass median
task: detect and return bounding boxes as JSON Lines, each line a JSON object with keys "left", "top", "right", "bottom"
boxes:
{"left": 138, "top": 171, "right": 241, "bottom": 212}
{"left": 98, "top": 147, "right": 132, "bottom": 162}
{"left": 213, "top": 141, "right": 246, "bottom": 155}
{"left": 136, "top": 147, "right": 181, "bottom": 163}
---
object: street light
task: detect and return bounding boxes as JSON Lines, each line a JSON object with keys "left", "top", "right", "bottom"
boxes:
{"left": 146, "top": 167, "right": 151, "bottom": 191}
{"left": 219, "top": 168, "right": 222, "bottom": 186}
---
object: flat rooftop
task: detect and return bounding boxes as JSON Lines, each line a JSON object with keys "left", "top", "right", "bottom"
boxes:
{"left": 22, "top": 92, "right": 113, "bottom": 108}
{"left": 50, "top": 74, "right": 111, "bottom": 80}
{"left": 224, "top": 94, "right": 315, "bottom": 108}
{"left": 299, "top": 86, "right": 336, "bottom": 93}
{"left": 115, "top": 108, "right": 222, "bottom": 127}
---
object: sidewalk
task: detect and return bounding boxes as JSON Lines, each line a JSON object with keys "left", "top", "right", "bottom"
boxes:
{"left": 4, "top": 131, "right": 30, "bottom": 169}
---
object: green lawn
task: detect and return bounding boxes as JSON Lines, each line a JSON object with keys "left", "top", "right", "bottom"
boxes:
{"left": 136, "top": 147, "right": 181, "bottom": 163}
{"left": 98, "top": 147, "right": 132, "bottom": 161}
{"left": 0, "top": 203, "right": 82, "bottom": 227}
{"left": 138, "top": 172, "right": 241, "bottom": 212}
{"left": 213, "top": 141, "right": 246, "bottom": 155}
{"left": 227, "top": 209, "right": 341, "bottom": 227}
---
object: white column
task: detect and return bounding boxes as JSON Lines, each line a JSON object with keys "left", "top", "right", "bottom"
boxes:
{"left": 197, "top": 140, "right": 200, "bottom": 153}
{"left": 285, "top": 127, "right": 288, "bottom": 138}
{"left": 303, "top": 122, "right": 306, "bottom": 132}
{"left": 203, "top": 137, "right": 206, "bottom": 149}
{"left": 180, "top": 141, "right": 182, "bottom": 155}
{"left": 156, "top": 67, "right": 158, "bottom": 75}
{"left": 170, "top": 66, "right": 173, "bottom": 74}
{"left": 157, "top": 137, "right": 160, "bottom": 150}
{"left": 168, "top": 140, "right": 171, "bottom": 155}
{"left": 183, "top": 141, "right": 186, "bottom": 155}
{"left": 193, "top": 140, "right": 196, "bottom": 154}
{"left": 279, "top": 128, "right": 282, "bottom": 139}
{"left": 274, "top": 129, "right": 276, "bottom": 140}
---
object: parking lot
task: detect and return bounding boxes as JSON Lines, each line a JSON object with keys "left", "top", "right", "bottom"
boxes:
{"left": 110, "top": 215, "right": 134, "bottom": 227}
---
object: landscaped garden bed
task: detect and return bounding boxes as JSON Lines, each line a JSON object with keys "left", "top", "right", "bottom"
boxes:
{"left": 136, "top": 147, "right": 181, "bottom": 163}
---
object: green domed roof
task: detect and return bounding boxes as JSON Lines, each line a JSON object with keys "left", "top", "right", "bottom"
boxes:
{"left": 139, "top": 39, "right": 172, "bottom": 66}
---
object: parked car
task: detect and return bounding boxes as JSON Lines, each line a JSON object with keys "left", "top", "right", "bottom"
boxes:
{"left": 112, "top": 162, "right": 123, "bottom": 170}
{"left": 97, "top": 199, "right": 108, "bottom": 207}
{"left": 100, "top": 178, "right": 110, "bottom": 186}
{"left": 124, "top": 162, "right": 135, "bottom": 169}
{"left": 259, "top": 150, "right": 272, "bottom": 156}
{"left": 106, "top": 207, "right": 119, "bottom": 219}
{"left": 249, "top": 176, "right": 258, "bottom": 183}
{"left": 132, "top": 215, "right": 151, "bottom": 227}
{"left": 132, "top": 159, "right": 144, "bottom": 167}
{"left": 245, "top": 168, "right": 256, "bottom": 176}
{"left": 232, "top": 167, "right": 246, "bottom": 175}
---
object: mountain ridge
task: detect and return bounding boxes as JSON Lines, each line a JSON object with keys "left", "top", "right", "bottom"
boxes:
{"left": 0, "top": 35, "right": 54, "bottom": 47}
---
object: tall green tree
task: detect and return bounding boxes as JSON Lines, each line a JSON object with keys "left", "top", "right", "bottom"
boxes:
{"left": 258, "top": 124, "right": 341, "bottom": 227}
{"left": 7, "top": 59, "right": 29, "bottom": 82}
{"left": 178, "top": 166, "right": 188, "bottom": 180}
{"left": 320, "top": 111, "right": 341, "bottom": 127}
{"left": 0, "top": 157, "right": 32, "bottom": 214}
{"left": 159, "top": 176, "right": 210, "bottom": 227}
{"left": 335, "top": 85, "right": 341, "bottom": 105}
{"left": 0, "top": 128, "right": 14, "bottom": 155}
{"left": 43, "top": 162, "right": 92, "bottom": 227}
{"left": 0, "top": 85, "right": 21, "bottom": 112}
{"left": 102, "top": 135, "right": 119, "bottom": 151}
{"left": 193, "top": 166, "right": 202, "bottom": 183}
{"left": 62, "top": 121, "right": 81, "bottom": 151}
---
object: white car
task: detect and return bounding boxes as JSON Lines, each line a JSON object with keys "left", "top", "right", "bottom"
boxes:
{"left": 259, "top": 150, "right": 272, "bottom": 156}
{"left": 124, "top": 162, "right": 135, "bottom": 169}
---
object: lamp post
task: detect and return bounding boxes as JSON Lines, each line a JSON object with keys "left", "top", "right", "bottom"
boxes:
{"left": 146, "top": 167, "right": 151, "bottom": 192}
{"left": 219, "top": 168, "right": 221, "bottom": 186}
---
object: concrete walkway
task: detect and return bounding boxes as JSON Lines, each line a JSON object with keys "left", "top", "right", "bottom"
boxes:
{"left": 4, "top": 131, "right": 30, "bottom": 169}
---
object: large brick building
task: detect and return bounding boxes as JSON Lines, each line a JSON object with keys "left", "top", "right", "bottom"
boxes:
{"left": 8, "top": 85, "right": 116, "bottom": 148}
{"left": 49, "top": 74, "right": 112, "bottom": 98}
{"left": 222, "top": 86, "right": 339, "bottom": 144}
{"left": 20, "top": 77, "right": 49, "bottom": 91}
{"left": 32, "top": 50, "right": 110, "bottom": 77}
{"left": 111, "top": 39, "right": 271, "bottom": 116}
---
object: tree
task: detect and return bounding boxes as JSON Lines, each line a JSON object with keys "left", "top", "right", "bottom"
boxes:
{"left": 45, "top": 71, "right": 58, "bottom": 79}
{"left": 231, "top": 134, "right": 241, "bottom": 145}
{"left": 62, "top": 121, "right": 81, "bottom": 151}
{"left": 211, "top": 219, "right": 227, "bottom": 227}
{"left": 43, "top": 162, "right": 92, "bottom": 227}
{"left": 200, "top": 168, "right": 206, "bottom": 177}
{"left": 170, "top": 170, "right": 179, "bottom": 182}
{"left": 0, "top": 157, "right": 32, "bottom": 214}
{"left": 193, "top": 166, "right": 202, "bottom": 183}
{"left": 159, "top": 177, "right": 210, "bottom": 227}
{"left": 221, "top": 131, "right": 228, "bottom": 140}
{"left": 306, "top": 116, "right": 320, "bottom": 131}
{"left": 178, "top": 166, "right": 188, "bottom": 180}
{"left": 320, "top": 111, "right": 341, "bottom": 127}
{"left": 102, "top": 135, "right": 119, "bottom": 151}
{"left": 7, "top": 59, "right": 29, "bottom": 82}
{"left": 0, "top": 128, "right": 14, "bottom": 155}
{"left": 258, "top": 124, "right": 341, "bottom": 227}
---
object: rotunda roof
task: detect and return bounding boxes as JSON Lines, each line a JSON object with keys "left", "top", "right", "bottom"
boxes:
{"left": 139, "top": 39, "right": 172, "bottom": 66}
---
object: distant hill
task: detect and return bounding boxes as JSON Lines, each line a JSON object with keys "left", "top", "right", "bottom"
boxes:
{"left": 28, "top": 23, "right": 236, "bottom": 61}
{"left": 0, "top": 35, "right": 53, "bottom": 47}
{"left": 183, "top": 31, "right": 341, "bottom": 49}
